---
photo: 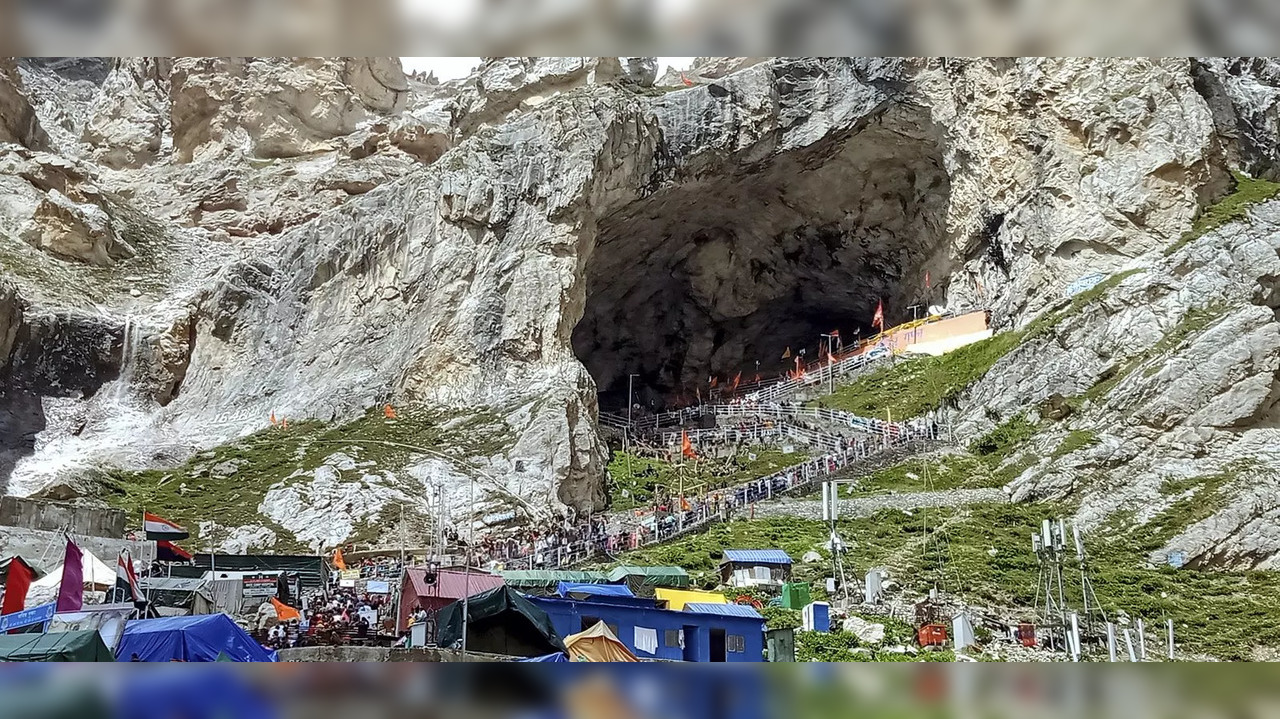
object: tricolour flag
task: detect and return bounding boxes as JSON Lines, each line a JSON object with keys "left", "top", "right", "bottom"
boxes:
{"left": 116, "top": 549, "right": 145, "bottom": 604}
{"left": 156, "top": 540, "right": 192, "bottom": 563}
{"left": 144, "top": 512, "right": 189, "bottom": 541}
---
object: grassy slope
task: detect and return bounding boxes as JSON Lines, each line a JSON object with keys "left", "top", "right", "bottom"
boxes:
{"left": 607, "top": 447, "right": 807, "bottom": 511}
{"left": 1164, "top": 171, "right": 1280, "bottom": 257}
{"left": 621, "top": 458, "right": 1280, "bottom": 659}
{"left": 99, "top": 405, "right": 514, "bottom": 551}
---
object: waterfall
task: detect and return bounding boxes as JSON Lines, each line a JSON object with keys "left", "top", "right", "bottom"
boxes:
{"left": 114, "top": 314, "right": 144, "bottom": 402}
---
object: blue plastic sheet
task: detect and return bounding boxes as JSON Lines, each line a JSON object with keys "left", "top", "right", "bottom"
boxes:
{"left": 115, "top": 614, "right": 277, "bottom": 662}
{"left": 556, "top": 582, "right": 634, "bottom": 598}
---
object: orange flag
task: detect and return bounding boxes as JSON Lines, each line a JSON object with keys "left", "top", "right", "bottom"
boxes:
{"left": 681, "top": 430, "right": 697, "bottom": 459}
{"left": 680, "top": 72, "right": 694, "bottom": 87}
{"left": 731, "top": 372, "right": 741, "bottom": 391}
{"left": 332, "top": 547, "right": 347, "bottom": 570}
{"left": 269, "top": 412, "right": 276, "bottom": 426}
{"left": 270, "top": 596, "right": 302, "bottom": 622}
{"left": 781, "top": 347, "right": 791, "bottom": 360}
{"left": 383, "top": 404, "right": 397, "bottom": 419}
{"left": 680, "top": 496, "right": 692, "bottom": 512}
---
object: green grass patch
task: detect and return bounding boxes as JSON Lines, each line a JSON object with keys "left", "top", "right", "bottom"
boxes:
{"left": 1165, "top": 171, "right": 1280, "bottom": 256}
{"left": 99, "top": 404, "right": 514, "bottom": 550}
{"left": 1053, "top": 430, "right": 1098, "bottom": 459}
{"left": 847, "top": 453, "right": 1005, "bottom": 495}
{"left": 606, "top": 446, "right": 807, "bottom": 511}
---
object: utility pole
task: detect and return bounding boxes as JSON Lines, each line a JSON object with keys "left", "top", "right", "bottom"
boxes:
{"left": 461, "top": 473, "right": 475, "bottom": 658}
{"left": 820, "top": 333, "right": 837, "bottom": 395}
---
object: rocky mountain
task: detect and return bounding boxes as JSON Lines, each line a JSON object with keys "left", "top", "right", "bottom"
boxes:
{"left": 3, "top": 56, "right": 1280, "bottom": 557}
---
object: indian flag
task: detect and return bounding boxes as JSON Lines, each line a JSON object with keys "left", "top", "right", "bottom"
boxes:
{"left": 144, "top": 512, "right": 189, "bottom": 541}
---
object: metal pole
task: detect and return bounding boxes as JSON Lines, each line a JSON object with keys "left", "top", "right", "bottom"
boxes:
{"left": 1167, "top": 618, "right": 1174, "bottom": 660}
{"left": 1137, "top": 618, "right": 1146, "bottom": 661}
{"left": 461, "top": 473, "right": 475, "bottom": 657}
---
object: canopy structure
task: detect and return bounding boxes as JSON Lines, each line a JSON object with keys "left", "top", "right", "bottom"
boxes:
{"left": 30, "top": 550, "right": 115, "bottom": 591}
{"left": 139, "top": 577, "right": 215, "bottom": 616}
{"left": 655, "top": 587, "right": 729, "bottom": 611}
{"left": 0, "top": 629, "right": 113, "bottom": 661}
{"left": 564, "top": 621, "right": 639, "bottom": 662}
{"left": 115, "top": 613, "right": 277, "bottom": 662}
{"left": 556, "top": 582, "right": 635, "bottom": 599}
{"left": 437, "top": 586, "right": 566, "bottom": 658}
{"left": 499, "top": 570, "right": 609, "bottom": 591}
{"left": 606, "top": 565, "right": 690, "bottom": 593}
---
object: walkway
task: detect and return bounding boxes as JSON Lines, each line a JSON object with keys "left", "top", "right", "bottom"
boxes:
{"left": 752, "top": 488, "right": 1007, "bottom": 520}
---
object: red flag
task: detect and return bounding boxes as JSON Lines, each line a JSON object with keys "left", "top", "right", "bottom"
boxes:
{"left": 681, "top": 430, "right": 697, "bottom": 459}
{"left": 709, "top": 376, "right": 718, "bottom": 388}
{"left": 731, "top": 372, "right": 741, "bottom": 391}
{"left": 680, "top": 72, "right": 694, "bottom": 87}
{"left": 156, "top": 540, "right": 192, "bottom": 563}
{"left": 55, "top": 538, "right": 84, "bottom": 612}
{"left": 1, "top": 557, "right": 35, "bottom": 619}
{"left": 872, "top": 300, "right": 885, "bottom": 331}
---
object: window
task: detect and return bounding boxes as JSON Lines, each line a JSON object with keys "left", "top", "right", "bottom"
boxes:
{"left": 664, "top": 629, "right": 682, "bottom": 648}
{"left": 727, "top": 634, "right": 745, "bottom": 653}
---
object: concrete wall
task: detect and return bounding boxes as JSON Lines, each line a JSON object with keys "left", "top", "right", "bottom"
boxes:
{"left": 0, "top": 496, "right": 126, "bottom": 538}
{"left": 0, "top": 524, "right": 152, "bottom": 572}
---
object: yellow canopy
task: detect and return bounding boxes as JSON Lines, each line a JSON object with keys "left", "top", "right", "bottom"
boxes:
{"left": 564, "top": 621, "right": 639, "bottom": 662}
{"left": 655, "top": 587, "right": 728, "bottom": 611}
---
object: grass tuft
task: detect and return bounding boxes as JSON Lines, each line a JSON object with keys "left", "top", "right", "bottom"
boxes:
{"left": 1164, "top": 171, "right": 1280, "bottom": 257}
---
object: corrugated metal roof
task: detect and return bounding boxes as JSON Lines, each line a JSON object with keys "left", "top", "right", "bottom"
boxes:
{"left": 721, "top": 549, "right": 793, "bottom": 565}
{"left": 406, "top": 567, "right": 504, "bottom": 601}
{"left": 683, "top": 603, "right": 764, "bottom": 619}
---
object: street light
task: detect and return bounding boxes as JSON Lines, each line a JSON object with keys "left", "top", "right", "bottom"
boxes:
{"left": 820, "top": 333, "right": 838, "bottom": 395}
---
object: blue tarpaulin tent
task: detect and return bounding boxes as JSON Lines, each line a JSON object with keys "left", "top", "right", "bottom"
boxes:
{"left": 556, "top": 582, "right": 635, "bottom": 599}
{"left": 115, "top": 613, "right": 277, "bottom": 662}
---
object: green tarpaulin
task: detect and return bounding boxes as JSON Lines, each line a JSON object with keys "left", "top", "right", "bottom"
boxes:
{"left": 437, "top": 586, "right": 566, "bottom": 658}
{"left": 780, "top": 582, "right": 812, "bottom": 609}
{"left": 0, "top": 630, "right": 113, "bottom": 662}
{"left": 499, "top": 570, "right": 608, "bottom": 591}
{"left": 606, "top": 565, "right": 690, "bottom": 593}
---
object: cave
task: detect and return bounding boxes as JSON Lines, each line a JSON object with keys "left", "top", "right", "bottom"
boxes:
{"left": 572, "top": 102, "right": 951, "bottom": 411}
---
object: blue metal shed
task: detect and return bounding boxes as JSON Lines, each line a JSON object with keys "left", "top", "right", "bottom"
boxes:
{"left": 721, "top": 549, "right": 793, "bottom": 565}
{"left": 529, "top": 595, "right": 765, "bottom": 662}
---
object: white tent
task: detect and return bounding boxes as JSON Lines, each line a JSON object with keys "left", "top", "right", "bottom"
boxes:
{"left": 30, "top": 549, "right": 117, "bottom": 593}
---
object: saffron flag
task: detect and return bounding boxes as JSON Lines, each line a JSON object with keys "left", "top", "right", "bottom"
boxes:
{"left": 681, "top": 430, "right": 697, "bottom": 459}
{"left": 731, "top": 372, "right": 741, "bottom": 391}
{"left": 384, "top": 404, "right": 397, "bottom": 419}
{"left": 333, "top": 547, "right": 347, "bottom": 571}
{"left": 709, "top": 376, "right": 718, "bottom": 388}
{"left": 925, "top": 271, "right": 931, "bottom": 289}
{"left": 116, "top": 549, "right": 145, "bottom": 604}
{"left": 872, "top": 299, "right": 885, "bottom": 330}
{"left": 680, "top": 496, "right": 692, "bottom": 512}
{"left": 781, "top": 347, "right": 791, "bottom": 360}
{"left": 156, "top": 540, "right": 192, "bottom": 563}
{"left": 144, "top": 512, "right": 189, "bottom": 541}
{"left": 680, "top": 72, "right": 694, "bottom": 87}
{"left": 271, "top": 597, "right": 302, "bottom": 622}
{"left": 269, "top": 412, "right": 277, "bottom": 426}
{"left": 1, "top": 557, "right": 35, "bottom": 617}
{"left": 55, "top": 538, "right": 84, "bottom": 612}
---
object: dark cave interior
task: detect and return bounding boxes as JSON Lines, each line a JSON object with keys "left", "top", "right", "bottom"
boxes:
{"left": 573, "top": 105, "right": 952, "bottom": 411}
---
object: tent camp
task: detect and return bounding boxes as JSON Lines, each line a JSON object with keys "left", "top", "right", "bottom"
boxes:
{"left": 436, "top": 586, "right": 566, "bottom": 658}
{"left": 500, "top": 570, "right": 609, "bottom": 592}
{"left": 564, "top": 621, "right": 639, "bottom": 662}
{"left": 0, "top": 629, "right": 113, "bottom": 661}
{"left": 115, "top": 613, "right": 277, "bottom": 662}
{"left": 606, "top": 565, "right": 690, "bottom": 594}
{"left": 27, "top": 550, "right": 116, "bottom": 604}
{"left": 140, "top": 577, "right": 215, "bottom": 616}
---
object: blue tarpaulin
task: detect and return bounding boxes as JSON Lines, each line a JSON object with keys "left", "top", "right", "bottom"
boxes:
{"left": 556, "top": 582, "right": 635, "bottom": 598}
{"left": 115, "top": 613, "right": 277, "bottom": 662}
{"left": 518, "top": 652, "right": 570, "bottom": 662}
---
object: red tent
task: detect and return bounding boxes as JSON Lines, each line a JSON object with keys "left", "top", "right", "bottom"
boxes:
{"left": 399, "top": 568, "right": 504, "bottom": 631}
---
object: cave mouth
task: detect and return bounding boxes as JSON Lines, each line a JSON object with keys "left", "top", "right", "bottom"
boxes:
{"left": 573, "top": 104, "right": 951, "bottom": 412}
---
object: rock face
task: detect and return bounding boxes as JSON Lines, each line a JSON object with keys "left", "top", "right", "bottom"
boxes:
{"left": 3, "top": 56, "right": 1280, "bottom": 555}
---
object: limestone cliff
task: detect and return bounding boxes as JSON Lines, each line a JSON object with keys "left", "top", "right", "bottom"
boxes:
{"left": 2, "top": 56, "right": 1279, "bottom": 556}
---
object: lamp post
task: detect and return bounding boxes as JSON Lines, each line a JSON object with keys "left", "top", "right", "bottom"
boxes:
{"left": 820, "top": 333, "right": 838, "bottom": 395}
{"left": 461, "top": 470, "right": 475, "bottom": 658}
